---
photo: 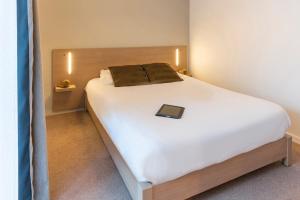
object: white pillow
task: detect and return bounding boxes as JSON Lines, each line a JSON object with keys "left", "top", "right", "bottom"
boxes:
{"left": 99, "top": 69, "right": 113, "bottom": 85}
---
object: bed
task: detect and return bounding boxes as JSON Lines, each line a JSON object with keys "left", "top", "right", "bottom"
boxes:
{"left": 52, "top": 46, "right": 292, "bottom": 200}
{"left": 85, "top": 74, "right": 291, "bottom": 200}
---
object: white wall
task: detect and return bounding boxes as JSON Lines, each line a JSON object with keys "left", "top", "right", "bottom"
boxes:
{"left": 0, "top": 0, "right": 18, "bottom": 199}
{"left": 38, "top": 0, "right": 189, "bottom": 115}
{"left": 190, "top": 0, "right": 300, "bottom": 137}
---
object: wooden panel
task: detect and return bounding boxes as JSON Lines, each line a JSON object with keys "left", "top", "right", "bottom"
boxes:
{"left": 86, "top": 96, "right": 292, "bottom": 200}
{"left": 152, "top": 136, "right": 290, "bottom": 200}
{"left": 52, "top": 46, "right": 187, "bottom": 112}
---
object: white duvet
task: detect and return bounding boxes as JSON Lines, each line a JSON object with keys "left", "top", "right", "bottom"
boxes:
{"left": 85, "top": 75, "right": 290, "bottom": 185}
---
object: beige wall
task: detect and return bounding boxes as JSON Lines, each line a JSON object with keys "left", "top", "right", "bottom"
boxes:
{"left": 38, "top": 0, "right": 189, "bottom": 114}
{"left": 190, "top": 0, "right": 300, "bottom": 137}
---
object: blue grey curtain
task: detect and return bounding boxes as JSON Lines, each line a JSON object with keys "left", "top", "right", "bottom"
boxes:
{"left": 18, "top": 0, "right": 49, "bottom": 199}
{"left": 17, "top": 0, "right": 31, "bottom": 198}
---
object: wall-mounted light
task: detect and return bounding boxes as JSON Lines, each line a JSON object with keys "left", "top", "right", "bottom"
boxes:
{"left": 55, "top": 51, "right": 75, "bottom": 92}
{"left": 175, "top": 48, "right": 180, "bottom": 67}
{"left": 67, "top": 52, "right": 72, "bottom": 75}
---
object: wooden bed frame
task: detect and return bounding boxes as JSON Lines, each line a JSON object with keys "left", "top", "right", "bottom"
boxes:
{"left": 86, "top": 98, "right": 292, "bottom": 200}
{"left": 52, "top": 46, "right": 292, "bottom": 200}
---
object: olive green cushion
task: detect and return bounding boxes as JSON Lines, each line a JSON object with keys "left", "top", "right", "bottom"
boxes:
{"left": 108, "top": 65, "right": 150, "bottom": 87}
{"left": 142, "top": 63, "right": 183, "bottom": 83}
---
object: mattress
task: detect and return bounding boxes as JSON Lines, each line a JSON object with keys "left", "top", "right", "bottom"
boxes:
{"left": 85, "top": 75, "right": 290, "bottom": 185}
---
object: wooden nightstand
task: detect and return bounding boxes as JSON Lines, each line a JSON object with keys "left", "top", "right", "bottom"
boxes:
{"left": 177, "top": 68, "right": 192, "bottom": 77}
{"left": 55, "top": 84, "right": 76, "bottom": 93}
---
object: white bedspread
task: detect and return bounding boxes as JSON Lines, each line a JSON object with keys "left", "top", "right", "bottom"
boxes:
{"left": 85, "top": 75, "right": 290, "bottom": 185}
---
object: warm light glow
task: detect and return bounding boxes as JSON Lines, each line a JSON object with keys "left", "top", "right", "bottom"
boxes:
{"left": 67, "top": 52, "right": 72, "bottom": 75}
{"left": 175, "top": 48, "right": 180, "bottom": 67}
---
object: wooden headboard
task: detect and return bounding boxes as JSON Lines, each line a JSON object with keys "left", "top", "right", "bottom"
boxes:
{"left": 52, "top": 46, "right": 187, "bottom": 112}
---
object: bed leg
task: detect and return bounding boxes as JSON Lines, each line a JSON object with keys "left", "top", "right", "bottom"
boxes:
{"left": 282, "top": 135, "right": 292, "bottom": 167}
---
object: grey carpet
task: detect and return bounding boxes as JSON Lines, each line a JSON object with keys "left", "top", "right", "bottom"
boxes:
{"left": 47, "top": 112, "right": 300, "bottom": 200}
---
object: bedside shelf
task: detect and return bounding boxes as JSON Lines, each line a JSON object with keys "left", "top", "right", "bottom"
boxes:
{"left": 55, "top": 84, "right": 76, "bottom": 93}
{"left": 177, "top": 68, "right": 192, "bottom": 77}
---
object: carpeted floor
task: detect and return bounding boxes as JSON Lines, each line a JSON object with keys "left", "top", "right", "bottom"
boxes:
{"left": 47, "top": 111, "right": 300, "bottom": 200}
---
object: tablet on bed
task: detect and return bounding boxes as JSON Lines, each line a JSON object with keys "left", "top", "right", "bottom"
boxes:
{"left": 156, "top": 104, "right": 185, "bottom": 119}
